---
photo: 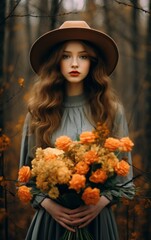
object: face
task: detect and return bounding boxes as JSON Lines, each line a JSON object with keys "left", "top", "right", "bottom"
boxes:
{"left": 60, "top": 41, "right": 91, "bottom": 93}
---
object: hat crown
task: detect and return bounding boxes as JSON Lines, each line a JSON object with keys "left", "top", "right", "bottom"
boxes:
{"left": 59, "top": 21, "right": 90, "bottom": 29}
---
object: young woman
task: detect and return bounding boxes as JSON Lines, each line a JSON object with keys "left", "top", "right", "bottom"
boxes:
{"left": 20, "top": 21, "right": 135, "bottom": 240}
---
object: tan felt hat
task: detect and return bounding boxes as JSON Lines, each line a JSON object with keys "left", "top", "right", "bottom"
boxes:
{"left": 30, "top": 21, "right": 119, "bottom": 75}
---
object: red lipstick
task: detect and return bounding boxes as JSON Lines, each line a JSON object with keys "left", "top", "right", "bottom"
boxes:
{"left": 69, "top": 71, "right": 80, "bottom": 76}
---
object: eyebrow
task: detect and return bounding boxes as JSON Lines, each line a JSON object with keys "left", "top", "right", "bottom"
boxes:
{"left": 63, "top": 50, "right": 88, "bottom": 53}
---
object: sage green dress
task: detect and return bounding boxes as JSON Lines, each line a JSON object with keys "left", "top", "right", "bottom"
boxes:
{"left": 20, "top": 94, "right": 135, "bottom": 240}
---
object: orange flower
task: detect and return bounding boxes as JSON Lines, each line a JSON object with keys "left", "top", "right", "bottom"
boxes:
{"left": 75, "top": 161, "right": 89, "bottom": 175}
{"left": 120, "top": 137, "right": 134, "bottom": 152}
{"left": 79, "top": 131, "right": 96, "bottom": 144}
{"left": 18, "top": 77, "right": 25, "bottom": 87}
{"left": 18, "top": 166, "right": 31, "bottom": 183}
{"left": 0, "top": 134, "right": 11, "bottom": 151}
{"left": 82, "top": 187, "right": 100, "bottom": 205}
{"left": 69, "top": 174, "right": 86, "bottom": 192}
{"left": 55, "top": 136, "right": 73, "bottom": 151}
{"left": 17, "top": 186, "right": 32, "bottom": 203}
{"left": 104, "top": 137, "right": 121, "bottom": 151}
{"left": 89, "top": 169, "right": 108, "bottom": 183}
{"left": 83, "top": 150, "right": 98, "bottom": 165}
{"left": 114, "top": 160, "right": 130, "bottom": 176}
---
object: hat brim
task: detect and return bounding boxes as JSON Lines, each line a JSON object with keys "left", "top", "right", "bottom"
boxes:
{"left": 30, "top": 28, "right": 119, "bottom": 76}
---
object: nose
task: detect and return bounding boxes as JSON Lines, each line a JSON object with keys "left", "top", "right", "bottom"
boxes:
{"left": 71, "top": 57, "right": 78, "bottom": 68}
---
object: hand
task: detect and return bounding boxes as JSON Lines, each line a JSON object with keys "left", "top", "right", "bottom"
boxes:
{"left": 41, "top": 198, "right": 76, "bottom": 232}
{"left": 68, "top": 196, "right": 110, "bottom": 228}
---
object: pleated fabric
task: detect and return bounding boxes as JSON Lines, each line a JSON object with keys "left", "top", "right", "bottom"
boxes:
{"left": 25, "top": 206, "right": 119, "bottom": 240}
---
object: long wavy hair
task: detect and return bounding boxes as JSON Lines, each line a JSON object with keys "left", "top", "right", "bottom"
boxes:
{"left": 28, "top": 40, "right": 119, "bottom": 146}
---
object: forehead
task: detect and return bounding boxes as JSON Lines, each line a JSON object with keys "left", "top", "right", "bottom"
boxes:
{"left": 63, "top": 40, "right": 86, "bottom": 51}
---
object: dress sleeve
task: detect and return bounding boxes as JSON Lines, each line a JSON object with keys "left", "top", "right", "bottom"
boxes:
{"left": 103, "top": 104, "right": 135, "bottom": 202}
{"left": 19, "top": 113, "right": 47, "bottom": 208}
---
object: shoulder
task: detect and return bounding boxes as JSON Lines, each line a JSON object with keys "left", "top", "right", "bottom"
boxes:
{"left": 112, "top": 102, "right": 129, "bottom": 137}
{"left": 114, "top": 102, "right": 125, "bottom": 120}
{"left": 22, "top": 112, "right": 32, "bottom": 136}
{"left": 23, "top": 112, "right": 32, "bottom": 127}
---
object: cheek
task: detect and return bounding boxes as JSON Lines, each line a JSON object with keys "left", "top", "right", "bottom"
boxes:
{"left": 84, "top": 62, "right": 91, "bottom": 74}
{"left": 60, "top": 62, "right": 66, "bottom": 74}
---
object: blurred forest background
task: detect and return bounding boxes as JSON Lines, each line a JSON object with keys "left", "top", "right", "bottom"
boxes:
{"left": 0, "top": 0, "right": 151, "bottom": 239}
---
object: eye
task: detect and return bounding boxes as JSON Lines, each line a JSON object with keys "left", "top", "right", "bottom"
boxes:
{"left": 62, "top": 54, "right": 70, "bottom": 59}
{"left": 79, "top": 55, "right": 89, "bottom": 60}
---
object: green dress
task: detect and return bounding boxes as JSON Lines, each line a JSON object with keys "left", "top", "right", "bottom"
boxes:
{"left": 20, "top": 94, "right": 135, "bottom": 240}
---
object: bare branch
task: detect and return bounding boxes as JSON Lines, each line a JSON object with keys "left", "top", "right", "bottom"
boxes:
{"left": 8, "top": 11, "right": 78, "bottom": 19}
{"left": 114, "top": 0, "right": 151, "bottom": 14}
{"left": 0, "top": 0, "right": 22, "bottom": 25}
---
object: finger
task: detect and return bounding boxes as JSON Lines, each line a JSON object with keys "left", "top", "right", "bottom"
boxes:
{"left": 59, "top": 206, "right": 73, "bottom": 214}
{"left": 70, "top": 208, "right": 92, "bottom": 219}
{"left": 58, "top": 215, "right": 80, "bottom": 227}
{"left": 69, "top": 205, "right": 88, "bottom": 214}
{"left": 58, "top": 221, "right": 75, "bottom": 232}
{"left": 79, "top": 219, "right": 92, "bottom": 228}
{"left": 70, "top": 214, "right": 91, "bottom": 226}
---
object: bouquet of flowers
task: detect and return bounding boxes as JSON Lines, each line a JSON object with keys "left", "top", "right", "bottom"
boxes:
{"left": 17, "top": 123, "right": 134, "bottom": 240}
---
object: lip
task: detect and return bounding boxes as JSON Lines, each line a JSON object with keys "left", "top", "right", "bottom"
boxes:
{"left": 69, "top": 71, "right": 80, "bottom": 76}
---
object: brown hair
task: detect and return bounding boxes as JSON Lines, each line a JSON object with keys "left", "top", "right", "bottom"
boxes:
{"left": 28, "top": 40, "right": 119, "bottom": 146}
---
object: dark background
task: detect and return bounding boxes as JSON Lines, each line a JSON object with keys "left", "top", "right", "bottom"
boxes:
{"left": 0, "top": 0, "right": 151, "bottom": 239}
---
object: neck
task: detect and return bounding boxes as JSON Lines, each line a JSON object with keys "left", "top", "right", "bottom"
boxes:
{"left": 66, "top": 82, "right": 84, "bottom": 96}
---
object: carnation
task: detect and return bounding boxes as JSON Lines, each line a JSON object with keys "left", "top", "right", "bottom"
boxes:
{"left": 69, "top": 174, "right": 86, "bottom": 192}
{"left": 89, "top": 169, "right": 108, "bottom": 184}
{"left": 82, "top": 187, "right": 100, "bottom": 205}
{"left": 18, "top": 166, "right": 31, "bottom": 183}
{"left": 55, "top": 136, "right": 73, "bottom": 151}
{"left": 80, "top": 131, "right": 96, "bottom": 144}
{"left": 17, "top": 186, "right": 32, "bottom": 203}
{"left": 120, "top": 137, "right": 134, "bottom": 152}
{"left": 114, "top": 160, "right": 130, "bottom": 176}
{"left": 104, "top": 137, "right": 121, "bottom": 151}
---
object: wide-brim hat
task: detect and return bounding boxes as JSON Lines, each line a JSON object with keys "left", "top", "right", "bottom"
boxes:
{"left": 30, "top": 21, "right": 119, "bottom": 76}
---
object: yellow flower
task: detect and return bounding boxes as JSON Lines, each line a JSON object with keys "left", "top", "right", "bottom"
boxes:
{"left": 18, "top": 166, "right": 31, "bottom": 183}
{"left": 57, "top": 166, "right": 71, "bottom": 184}
{"left": 69, "top": 174, "right": 86, "bottom": 192}
{"left": 48, "top": 186, "right": 59, "bottom": 199}
{"left": 17, "top": 186, "right": 32, "bottom": 203}
{"left": 114, "top": 160, "right": 130, "bottom": 176}
{"left": 102, "top": 154, "right": 119, "bottom": 173}
{"left": 82, "top": 187, "right": 100, "bottom": 205}
{"left": 44, "top": 147, "right": 64, "bottom": 161}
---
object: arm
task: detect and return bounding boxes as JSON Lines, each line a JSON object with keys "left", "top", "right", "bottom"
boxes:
{"left": 106, "top": 104, "right": 135, "bottom": 200}
{"left": 64, "top": 104, "right": 135, "bottom": 228}
{"left": 20, "top": 114, "right": 77, "bottom": 231}
{"left": 19, "top": 113, "right": 47, "bottom": 208}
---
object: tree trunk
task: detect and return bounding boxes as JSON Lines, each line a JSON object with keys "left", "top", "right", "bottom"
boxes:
{"left": 50, "top": 0, "right": 60, "bottom": 29}
{"left": 0, "top": 1, "right": 7, "bottom": 239}
{"left": 144, "top": 1, "right": 151, "bottom": 238}
{"left": 0, "top": 0, "right": 6, "bottom": 129}
{"left": 38, "top": 0, "right": 49, "bottom": 36}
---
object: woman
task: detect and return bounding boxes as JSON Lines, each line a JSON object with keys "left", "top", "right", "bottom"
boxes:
{"left": 20, "top": 21, "right": 135, "bottom": 240}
